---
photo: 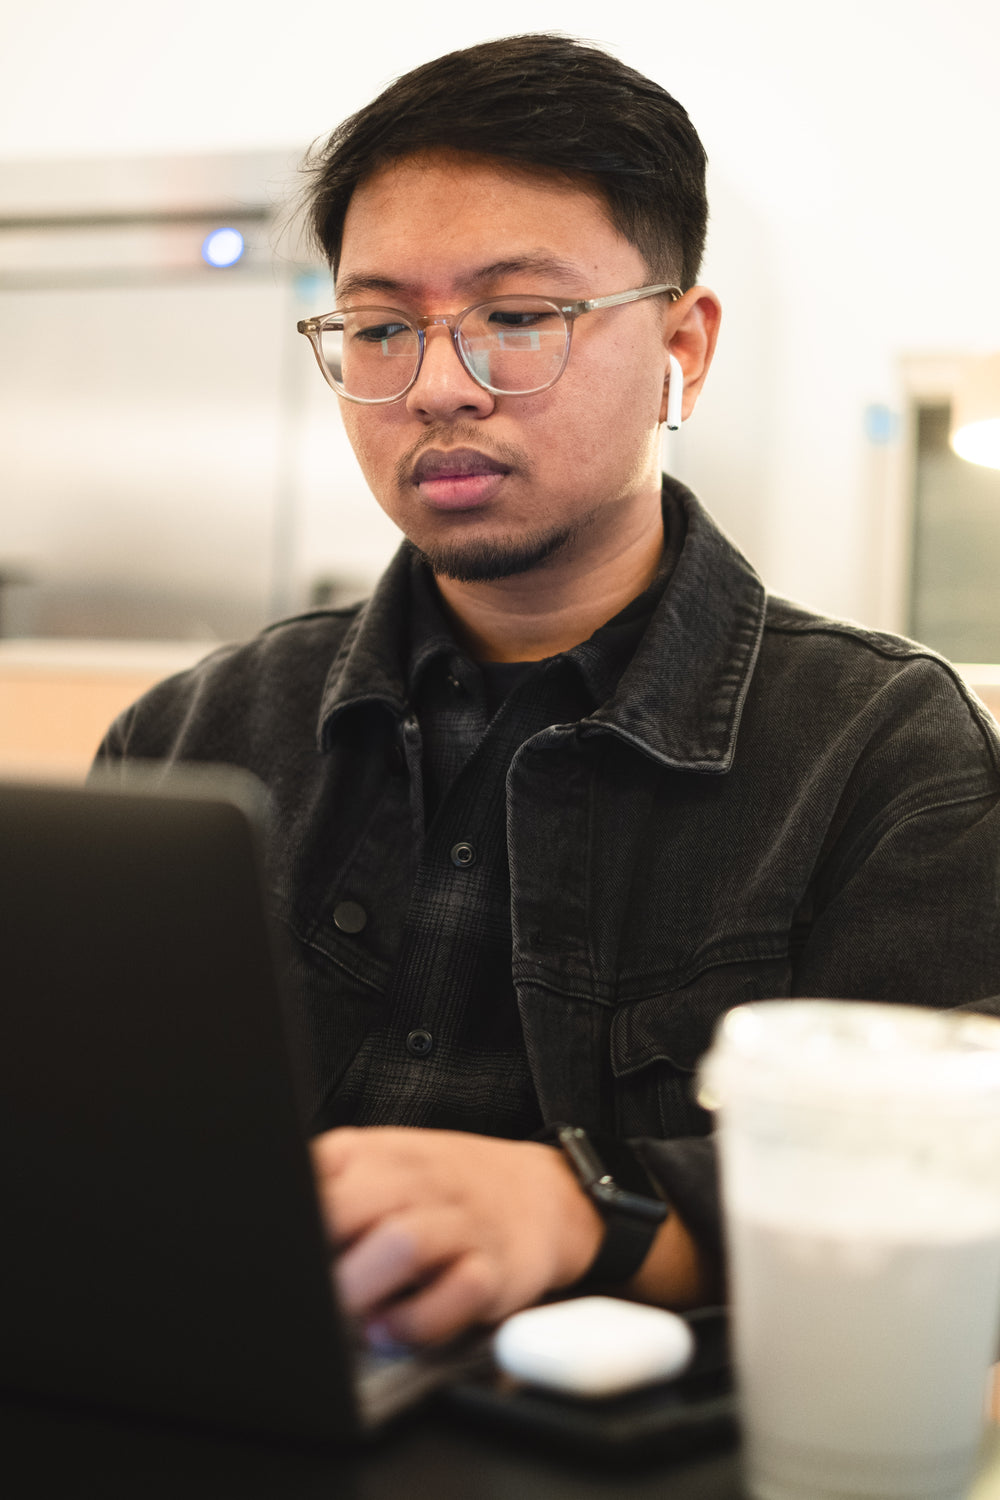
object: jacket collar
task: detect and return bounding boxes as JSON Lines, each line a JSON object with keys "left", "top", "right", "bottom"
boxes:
{"left": 584, "top": 477, "right": 766, "bottom": 772}
{"left": 317, "top": 476, "right": 767, "bottom": 772}
{"left": 316, "top": 543, "right": 414, "bottom": 749}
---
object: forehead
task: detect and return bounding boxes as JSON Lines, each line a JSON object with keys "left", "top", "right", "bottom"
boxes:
{"left": 336, "top": 149, "right": 646, "bottom": 302}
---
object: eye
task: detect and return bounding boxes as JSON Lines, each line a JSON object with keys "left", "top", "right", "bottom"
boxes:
{"left": 352, "top": 320, "right": 411, "bottom": 344}
{"left": 486, "top": 308, "right": 556, "bottom": 329}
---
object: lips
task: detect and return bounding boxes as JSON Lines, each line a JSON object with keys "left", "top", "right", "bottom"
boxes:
{"left": 412, "top": 447, "right": 510, "bottom": 483}
{"left": 411, "top": 447, "right": 511, "bottom": 510}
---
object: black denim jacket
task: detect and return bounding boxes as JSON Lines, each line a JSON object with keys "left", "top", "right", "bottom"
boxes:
{"left": 95, "top": 478, "right": 1000, "bottom": 1266}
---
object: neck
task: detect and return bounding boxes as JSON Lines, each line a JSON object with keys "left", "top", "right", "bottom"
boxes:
{"left": 433, "top": 500, "right": 665, "bottom": 663}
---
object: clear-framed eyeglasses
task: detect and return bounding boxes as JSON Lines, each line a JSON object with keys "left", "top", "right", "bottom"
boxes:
{"left": 296, "top": 283, "right": 681, "bottom": 404}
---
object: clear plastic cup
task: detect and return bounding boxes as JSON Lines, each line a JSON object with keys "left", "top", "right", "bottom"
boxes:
{"left": 698, "top": 1000, "right": 1000, "bottom": 1500}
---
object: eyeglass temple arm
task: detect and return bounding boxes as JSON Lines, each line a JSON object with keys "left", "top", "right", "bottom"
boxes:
{"left": 297, "top": 288, "right": 683, "bottom": 332}
{"left": 573, "top": 284, "right": 682, "bottom": 314}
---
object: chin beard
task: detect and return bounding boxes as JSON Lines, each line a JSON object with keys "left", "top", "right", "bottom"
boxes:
{"left": 416, "top": 522, "right": 582, "bottom": 583}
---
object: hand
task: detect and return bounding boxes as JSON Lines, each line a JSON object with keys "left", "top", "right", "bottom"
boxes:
{"left": 309, "top": 1126, "right": 604, "bottom": 1345}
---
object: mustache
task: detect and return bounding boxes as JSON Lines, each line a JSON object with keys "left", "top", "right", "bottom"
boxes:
{"left": 394, "top": 425, "right": 530, "bottom": 489}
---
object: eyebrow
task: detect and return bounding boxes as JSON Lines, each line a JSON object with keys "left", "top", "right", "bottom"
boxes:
{"left": 334, "top": 254, "right": 586, "bottom": 305}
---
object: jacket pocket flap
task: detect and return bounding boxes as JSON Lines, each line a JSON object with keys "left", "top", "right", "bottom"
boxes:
{"left": 610, "top": 954, "right": 790, "bottom": 1077}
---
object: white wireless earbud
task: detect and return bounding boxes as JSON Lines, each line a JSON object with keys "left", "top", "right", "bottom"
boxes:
{"left": 666, "top": 354, "right": 684, "bottom": 431}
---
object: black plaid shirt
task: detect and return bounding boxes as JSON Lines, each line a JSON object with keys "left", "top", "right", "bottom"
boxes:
{"left": 327, "top": 524, "right": 684, "bottom": 1137}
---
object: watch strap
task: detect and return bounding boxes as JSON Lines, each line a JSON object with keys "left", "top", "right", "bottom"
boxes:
{"left": 543, "top": 1124, "right": 669, "bottom": 1288}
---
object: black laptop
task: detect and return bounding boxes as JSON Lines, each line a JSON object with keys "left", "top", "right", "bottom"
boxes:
{"left": 0, "top": 770, "right": 735, "bottom": 1456}
{"left": 0, "top": 769, "right": 489, "bottom": 1442}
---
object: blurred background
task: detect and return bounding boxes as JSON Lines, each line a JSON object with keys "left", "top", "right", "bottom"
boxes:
{"left": 2, "top": 0, "right": 1000, "bottom": 773}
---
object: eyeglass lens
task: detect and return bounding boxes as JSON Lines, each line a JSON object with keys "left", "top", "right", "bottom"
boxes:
{"left": 321, "top": 298, "right": 570, "bottom": 400}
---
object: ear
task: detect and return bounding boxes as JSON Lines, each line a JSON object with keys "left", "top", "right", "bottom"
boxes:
{"left": 658, "top": 287, "right": 722, "bottom": 427}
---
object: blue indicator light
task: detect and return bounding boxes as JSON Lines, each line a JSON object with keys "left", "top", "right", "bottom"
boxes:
{"left": 202, "top": 227, "right": 245, "bottom": 268}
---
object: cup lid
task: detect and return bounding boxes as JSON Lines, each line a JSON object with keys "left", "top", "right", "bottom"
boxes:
{"left": 698, "top": 999, "right": 1000, "bottom": 1115}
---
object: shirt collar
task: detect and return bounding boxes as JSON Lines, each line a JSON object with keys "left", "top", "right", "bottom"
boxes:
{"left": 405, "top": 558, "right": 469, "bottom": 699}
{"left": 317, "top": 476, "right": 766, "bottom": 771}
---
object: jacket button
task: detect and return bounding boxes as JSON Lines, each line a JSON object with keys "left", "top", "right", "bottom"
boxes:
{"left": 450, "top": 841, "right": 476, "bottom": 868}
{"left": 406, "top": 1028, "right": 434, "bottom": 1058}
{"left": 333, "top": 900, "right": 367, "bottom": 934}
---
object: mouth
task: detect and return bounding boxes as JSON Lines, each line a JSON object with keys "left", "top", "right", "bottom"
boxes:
{"left": 410, "top": 447, "right": 512, "bottom": 510}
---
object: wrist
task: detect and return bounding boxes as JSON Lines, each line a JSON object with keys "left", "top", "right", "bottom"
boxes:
{"left": 530, "top": 1141, "right": 606, "bottom": 1288}
{"left": 623, "top": 1208, "right": 712, "bottom": 1308}
{"left": 540, "top": 1125, "right": 669, "bottom": 1290}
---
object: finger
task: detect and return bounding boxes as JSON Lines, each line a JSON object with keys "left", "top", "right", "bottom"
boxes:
{"left": 318, "top": 1156, "right": 431, "bottom": 1248}
{"left": 309, "top": 1127, "right": 363, "bottom": 1180}
{"left": 336, "top": 1206, "right": 470, "bottom": 1317}
{"left": 311, "top": 1126, "right": 436, "bottom": 1178}
{"left": 311, "top": 1129, "right": 434, "bottom": 1247}
{"left": 375, "top": 1251, "right": 506, "bottom": 1345}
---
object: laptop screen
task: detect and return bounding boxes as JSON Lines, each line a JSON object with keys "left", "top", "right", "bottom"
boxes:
{"left": 0, "top": 771, "right": 357, "bottom": 1440}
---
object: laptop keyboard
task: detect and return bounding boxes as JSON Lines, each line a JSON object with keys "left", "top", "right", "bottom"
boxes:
{"left": 352, "top": 1327, "right": 494, "bottom": 1430}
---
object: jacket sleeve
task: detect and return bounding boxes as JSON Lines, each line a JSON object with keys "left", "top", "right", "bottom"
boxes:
{"left": 790, "top": 782, "right": 1000, "bottom": 1009}
{"left": 633, "top": 689, "right": 1000, "bottom": 1289}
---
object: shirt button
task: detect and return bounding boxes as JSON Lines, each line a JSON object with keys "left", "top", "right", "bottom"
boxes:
{"left": 333, "top": 900, "right": 367, "bottom": 934}
{"left": 406, "top": 1028, "right": 434, "bottom": 1058}
{"left": 450, "top": 841, "right": 477, "bottom": 868}
{"left": 447, "top": 657, "right": 466, "bottom": 689}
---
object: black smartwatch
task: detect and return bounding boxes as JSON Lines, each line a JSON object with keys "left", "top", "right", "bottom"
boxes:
{"left": 544, "top": 1123, "right": 669, "bottom": 1287}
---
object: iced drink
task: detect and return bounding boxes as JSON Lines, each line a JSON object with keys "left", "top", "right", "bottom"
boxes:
{"left": 699, "top": 1001, "right": 1000, "bottom": 1500}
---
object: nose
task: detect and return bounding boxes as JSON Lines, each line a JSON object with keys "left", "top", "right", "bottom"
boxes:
{"left": 404, "top": 323, "right": 496, "bottom": 422}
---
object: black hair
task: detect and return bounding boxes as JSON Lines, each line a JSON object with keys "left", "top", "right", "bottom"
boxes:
{"left": 301, "top": 33, "right": 708, "bottom": 288}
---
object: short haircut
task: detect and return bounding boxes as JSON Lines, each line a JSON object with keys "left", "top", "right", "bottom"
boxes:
{"left": 301, "top": 33, "right": 708, "bottom": 289}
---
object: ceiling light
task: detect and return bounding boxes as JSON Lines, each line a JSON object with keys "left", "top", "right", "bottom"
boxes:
{"left": 201, "top": 227, "right": 245, "bottom": 269}
{"left": 950, "top": 353, "right": 1000, "bottom": 470}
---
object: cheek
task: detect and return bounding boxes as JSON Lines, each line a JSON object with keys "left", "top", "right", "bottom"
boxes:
{"left": 339, "top": 407, "right": 393, "bottom": 483}
{"left": 609, "top": 331, "right": 669, "bottom": 419}
{"left": 572, "top": 319, "right": 664, "bottom": 409}
{"left": 555, "top": 353, "right": 664, "bottom": 465}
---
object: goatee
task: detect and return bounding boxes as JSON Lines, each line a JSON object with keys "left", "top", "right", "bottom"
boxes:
{"left": 416, "top": 522, "right": 582, "bottom": 583}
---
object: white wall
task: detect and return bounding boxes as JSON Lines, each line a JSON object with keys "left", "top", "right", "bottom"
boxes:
{"left": 3, "top": 0, "right": 1000, "bottom": 627}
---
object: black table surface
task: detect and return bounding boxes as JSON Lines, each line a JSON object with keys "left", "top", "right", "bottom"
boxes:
{"left": 0, "top": 1388, "right": 745, "bottom": 1500}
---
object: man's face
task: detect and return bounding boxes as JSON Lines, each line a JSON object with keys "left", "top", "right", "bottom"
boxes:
{"left": 334, "top": 150, "right": 678, "bottom": 584}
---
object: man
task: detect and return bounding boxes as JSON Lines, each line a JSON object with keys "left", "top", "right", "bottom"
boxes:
{"left": 94, "top": 34, "right": 1000, "bottom": 1348}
